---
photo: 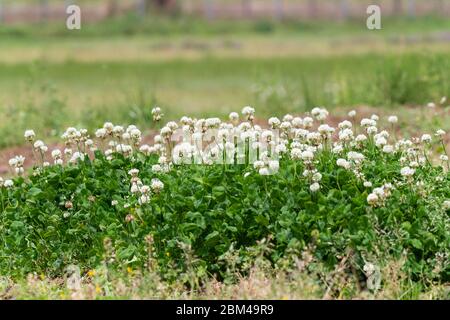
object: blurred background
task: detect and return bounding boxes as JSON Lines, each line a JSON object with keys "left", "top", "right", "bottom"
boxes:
{"left": 0, "top": 0, "right": 448, "bottom": 149}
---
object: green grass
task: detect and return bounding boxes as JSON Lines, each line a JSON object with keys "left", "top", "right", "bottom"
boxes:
{"left": 0, "top": 52, "right": 448, "bottom": 148}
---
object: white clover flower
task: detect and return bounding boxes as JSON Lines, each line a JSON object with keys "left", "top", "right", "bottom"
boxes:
{"left": 312, "top": 172, "right": 322, "bottom": 182}
{"left": 361, "top": 118, "right": 376, "bottom": 127}
{"left": 253, "top": 160, "right": 265, "bottom": 170}
{"left": 160, "top": 126, "right": 172, "bottom": 137}
{"left": 383, "top": 145, "right": 394, "bottom": 154}
{"left": 400, "top": 166, "right": 415, "bottom": 177}
{"left": 302, "top": 117, "right": 314, "bottom": 128}
{"left": 130, "top": 183, "right": 140, "bottom": 194}
{"left": 435, "top": 129, "right": 446, "bottom": 138}
{"left": 336, "top": 158, "right": 350, "bottom": 169}
{"left": 33, "top": 140, "right": 45, "bottom": 149}
{"left": 70, "top": 152, "right": 85, "bottom": 164}
{"left": 95, "top": 128, "right": 107, "bottom": 139}
{"left": 444, "top": 200, "right": 450, "bottom": 210}
{"left": 229, "top": 112, "right": 239, "bottom": 122}
{"left": 8, "top": 158, "right": 17, "bottom": 167}
{"left": 388, "top": 116, "right": 398, "bottom": 124}
{"left": 363, "top": 181, "right": 373, "bottom": 188}
{"left": 300, "top": 150, "right": 314, "bottom": 161}
{"left": 275, "top": 143, "right": 287, "bottom": 154}
{"left": 151, "top": 178, "right": 164, "bottom": 193}
{"left": 367, "top": 193, "right": 379, "bottom": 206}
{"left": 258, "top": 167, "right": 270, "bottom": 176}
{"left": 111, "top": 200, "right": 118, "bottom": 206}
{"left": 347, "top": 151, "right": 364, "bottom": 162}
{"left": 268, "top": 117, "right": 281, "bottom": 129}
{"left": 113, "top": 126, "right": 124, "bottom": 136}
{"left": 4, "top": 179, "right": 13, "bottom": 188}
{"left": 24, "top": 130, "right": 36, "bottom": 141}
{"left": 139, "top": 194, "right": 150, "bottom": 205}
{"left": 128, "top": 169, "right": 139, "bottom": 177}
{"left": 140, "top": 185, "right": 151, "bottom": 195}
{"left": 291, "top": 117, "right": 303, "bottom": 128}
{"left": 310, "top": 183, "right": 320, "bottom": 192}
{"left": 348, "top": 110, "right": 356, "bottom": 118}
{"left": 375, "top": 136, "right": 387, "bottom": 147}
{"left": 318, "top": 124, "right": 335, "bottom": 137}
{"left": 370, "top": 114, "right": 379, "bottom": 121}
{"left": 366, "top": 126, "right": 378, "bottom": 135}
{"left": 151, "top": 107, "right": 163, "bottom": 121}
{"left": 332, "top": 144, "right": 344, "bottom": 154}
{"left": 355, "top": 134, "right": 367, "bottom": 142}
{"left": 268, "top": 160, "right": 279, "bottom": 172}
{"left": 52, "top": 149, "right": 62, "bottom": 160}
{"left": 427, "top": 102, "right": 436, "bottom": 109}
{"left": 440, "top": 155, "right": 449, "bottom": 162}
{"left": 440, "top": 96, "right": 447, "bottom": 105}
{"left": 421, "top": 134, "right": 432, "bottom": 143}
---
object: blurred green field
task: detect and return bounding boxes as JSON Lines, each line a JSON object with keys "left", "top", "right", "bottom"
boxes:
{"left": 0, "top": 15, "right": 449, "bottom": 148}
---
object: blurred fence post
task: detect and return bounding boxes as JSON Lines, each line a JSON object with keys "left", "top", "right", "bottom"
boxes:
{"left": 392, "top": 0, "right": 403, "bottom": 16}
{"left": 435, "top": 0, "right": 444, "bottom": 16}
{"left": 203, "top": 0, "right": 215, "bottom": 20}
{"left": 340, "top": 0, "right": 349, "bottom": 20}
{"left": 407, "top": 0, "right": 416, "bottom": 17}
{"left": 273, "top": 0, "right": 283, "bottom": 20}
{"left": 40, "top": 0, "right": 49, "bottom": 21}
{"left": 242, "top": 0, "right": 252, "bottom": 18}
{"left": 136, "top": 0, "right": 148, "bottom": 16}
{"left": 107, "top": 0, "right": 119, "bottom": 17}
{"left": 308, "top": 0, "right": 317, "bottom": 18}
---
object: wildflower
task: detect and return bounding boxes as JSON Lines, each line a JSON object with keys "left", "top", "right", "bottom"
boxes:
{"left": 241, "top": 106, "right": 255, "bottom": 121}
{"left": 400, "top": 166, "right": 415, "bottom": 177}
{"left": 111, "top": 200, "right": 118, "bottom": 206}
{"left": 309, "top": 183, "right": 320, "bottom": 192}
{"left": 421, "top": 134, "right": 432, "bottom": 144}
{"left": 367, "top": 193, "right": 379, "bottom": 206}
{"left": 259, "top": 168, "right": 270, "bottom": 176}
{"left": 363, "top": 181, "right": 373, "bottom": 188}
{"left": 336, "top": 158, "right": 350, "bottom": 169}
{"left": 312, "top": 172, "right": 322, "bottom": 182}
{"left": 440, "top": 96, "right": 447, "bottom": 105}
{"left": 302, "top": 117, "right": 314, "bottom": 128}
{"left": 150, "top": 178, "right": 164, "bottom": 193}
{"left": 264, "top": 117, "right": 280, "bottom": 130}
{"left": 388, "top": 116, "right": 398, "bottom": 124}
{"left": 443, "top": 200, "right": 450, "bottom": 210}
{"left": 24, "top": 130, "right": 36, "bottom": 141}
{"left": 292, "top": 117, "right": 303, "bottom": 128}
{"left": 268, "top": 160, "right": 279, "bottom": 172}
{"left": 300, "top": 150, "right": 314, "bottom": 162}
{"left": 440, "top": 155, "right": 449, "bottom": 162}
{"left": 427, "top": 102, "right": 436, "bottom": 109}
{"left": 65, "top": 201, "right": 73, "bottom": 209}
{"left": 435, "top": 129, "right": 446, "bottom": 138}
{"left": 4, "top": 179, "right": 13, "bottom": 188}
{"left": 151, "top": 107, "right": 163, "bottom": 122}
{"left": 139, "top": 194, "right": 150, "bottom": 205}
{"left": 348, "top": 110, "right": 356, "bottom": 118}
{"left": 382, "top": 145, "right": 394, "bottom": 154}
{"left": 229, "top": 112, "right": 239, "bottom": 122}
{"left": 355, "top": 134, "right": 367, "bottom": 142}
{"left": 95, "top": 128, "right": 107, "bottom": 139}
{"left": 311, "top": 107, "right": 329, "bottom": 121}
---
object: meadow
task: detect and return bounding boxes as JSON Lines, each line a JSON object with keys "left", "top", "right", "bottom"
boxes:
{"left": 0, "top": 14, "right": 449, "bottom": 300}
